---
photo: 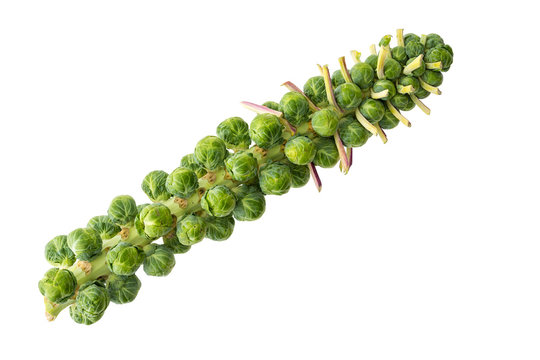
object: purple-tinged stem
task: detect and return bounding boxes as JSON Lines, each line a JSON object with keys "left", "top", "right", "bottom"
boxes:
{"left": 347, "top": 147, "right": 353, "bottom": 167}
{"left": 308, "top": 162, "right": 322, "bottom": 192}
{"left": 334, "top": 132, "right": 350, "bottom": 174}
{"left": 241, "top": 101, "right": 296, "bottom": 135}
{"left": 318, "top": 64, "right": 343, "bottom": 114}
{"left": 338, "top": 56, "right": 353, "bottom": 83}
{"left": 281, "top": 81, "right": 320, "bottom": 112}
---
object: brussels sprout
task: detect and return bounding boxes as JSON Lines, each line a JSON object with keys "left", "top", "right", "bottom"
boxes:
{"left": 135, "top": 203, "right": 175, "bottom": 240}
{"left": 441, "top": 44, "right": 453, "bottom": 57}
{"left": 216, "top": 117, "right": 251, "bottom": 150}
{"left": 379, "top": 108, "right": 400, "bottom": 129}
{"left": 390, "top": 94, "right": 415, "bottom": 111}
{"left": 284, "top": 136, "right": 316, "bottom": 165}
{"left": 334, "top": 83, "right": 363, "bottom": 110}
{"left": 311, "top": 108, "right": 340, "bottom": 137}
{"left": 405, "top": 40, "right": 424, "bottom": 59}
{"left": 201, "top": 185, "right": 236, "bottom": 217}
{"left": 38, "top": 268, "right": 77, "bottom": 303}
{"left": 106, "top": 241, "right": 145, "bottom": 276}
{"left": 391, "top": 46, "right": 408, "bottom": 65}
{"left": 176, "top": 214, "right": 206, "bottom": 245}
{"left": 372, "top": 80, "right": 396, "bottom": 100}
{"left": 194, "top": 136, "right": 228, "bottom": 171}
{"left": 249, "top": 113, "right": 283, "bottom": 149}
{"left": 425, "top": 47, "right": 453, "bottom": 71}
{"left": 383, "top": 58, "right": 402, "bottom": 80}
{"left": 162, "top": 231, "right": 191, "bottom": 254}
{"left": 405, "top": 57, "right": 425, "bottom": 77}
{"left": 365, "top": 54, "right": 378, "bottom": 70}
{"left": 141, "top": 170, "right": 171, "bottom": 203}
{"left": 425, "top": 33, "right": 444, "bottom": 49}
{"left": 69, "top": 280, "right": 109, "bottom": 325}
{"left": 403, "top": 33, "right": 420, "bottom": 45}
{"left": 67, "top": 228, "right": 102, "bottom": 261}
{"left": 205, "top": 216, "right": 235, "bottom": 241}
{"left": 142, "top": 244, "right": 176, "bottom": 277}
{"left": 338, "top": 115, "right": 372, "bottom": 147}
{"left": 279, "top": 92, "right": 310, "bottom": 127}
{"left": 259, "top": 162, "right": 292, "bottom": 196}
{"left": 137, "top": 203, "right": 150, "bottom": 214}
{"left": 398, "top": 76, "right": 420, "bottom": 93}
{"left": 107, "top": 274, "right": 141, "bottom": 304}
{"left": 414, "top": 86, "right": 431, "bottom": 100}
{"left": 225, "top": 151, "right": 258, "bottom": 182}
{"left": 312, "top": 137, "right": 339, "bottom": 168}
{"left": 359, "top": 98, "right": 385, "bottom": 124}
{"left": 232, "top": 185, "right": 266, "bottom": 221}
{"left": 422, "top": 70, "right": 444, "bottom": 87}
{"left": 44, "top": 235, "right": 76, "bottom": 267}
{"left": 165, "top": 167, "right": 199, "bottom": 199}
{"left": 87, "top": 215, "right": 121, "bottom": 240}
{"left": 350, "top": 62, "right": 375, "bottom": 89}
{"left": 180, "top": 153, "right": 207, "bottom": 178}
{"left": 286, "top": 161, "right": 310, "bottom": 188}
{"left": 331, "top": 69, "right": 346, "bottom": 88}
{"left": 107, "top": 195, "right": 138, "bottom": 226}
{"left": 262, "top": 101, "right": 281, "bottom": 111}
{"left": 303, "top": 76, "right": 328, "bottom": 107}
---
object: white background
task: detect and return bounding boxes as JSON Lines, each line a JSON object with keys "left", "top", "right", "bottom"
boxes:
{"left": 1, "top": 1, "right": 539, "bottom": 359}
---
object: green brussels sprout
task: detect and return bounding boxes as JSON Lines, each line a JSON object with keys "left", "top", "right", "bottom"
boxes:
{"left": 232, "top": 185, "right": 266, "bottom": 221}
{"left": 359, "top": 98, "right": 385, "bottom": 124}
{"left": 311, "top": 108, "right": 339, "bottom": 137}
{"left": 259, "top": 162, "right": 292, "bottom": 196}
{"left": 414, "top": 86, "right": 431, "bottom": 100}
{"left": 194, "top": 136, "right": 228, "bottom": 170}
{"left": 372, "top": 80, "right": 396, "bottom": 100}
{"left": 216, "top": 117, "right": 251, "bottom": 151}
{"left": 176, "top": 214, "right": 206, "bottom": 245}
{"left": 331, "top": 69, "right": 346, "bottom": 88}
{"left": 38, "top": 267, "right": 77, "bottom": 303}
{"left": 165, "top": 167, "right": 199, "bottom": 199}
{"left": 383, "top": 58, "right": 402, "bottom": 80}
{"left": 365, "top": 54, "right": 378, "bottom": 70}
{"left": 379, "top": 108, "right": 400, "bottom": 129}
{"left": 107, "top": 274, "right": 141, "bottom": 304}
{"left": 350, "top": 62, "right": 375, "bottom": 89}
{"left": 180, "top": 153, "right": 207, "bottom": 178}
{"left": 405, "top": 40, "right": 424, "bottom": 59}
{"left": 312, "top": 137, "right": 339, "bottom": 168}
{"left": 403, "top": 33, "right": 420, "bottom": 45}
{"left": 262, "top": 101, "right": 281, "bottom": 112}
{"left": 398, "top": 76, "right": 420, "bottom": 93}
{"left": 249, "top": 113, "right": 283, "bottom": 149}
{"left": 141, "top": 170, "right": 171, "bottom": 203}
{"left": 67, "top": 228, "right": 102, "bottom": 261}
{"left": 284, "top": 136, "right": 316, "bottom": 165}
{"left": 441, "top": 44, "right": 453, "bottom": 57}
{"left": 391, "top": 46, "right": 408, "bottom": 65}
{"left": 334, "top": 83, "right": 363, "bottom": 110}
{"left": 338, "top": 115, "right": 372, "bottom": 147}
{"left": 69, "top": 280, "right": 109, "bottom": 325}
{"left": 225, "top": 151, "right": 258, "bottom": 182}
{"left": 106, "top": 241, "right": 145, "bottom": 276}
{"left": 137, "top": 203, "right": 150, "bottom": 214}
{"left": 205, "top": 216, "right": 235, "bottom": 241}
{"left": 143, "top": 244, "right": 176, "bottom": 277}
{"left": 135, "top": 203, "right": 175, "bottom": 240}
{"left": 286, "top": 161, "right": 311, "bottom": 188}
{"left": 201, "top": 185, "right": 236, "bottom": 217}
{"left": 390, "top": 94, "right": 415, "bottom": 111}
{"left": 425, "top": 33, "right": 444, "bottom": 49}
{"left": 163, "top": 231, "right": 191, "bottom": 254}
{"left": 405, "top": 57, "right": 425, "bottom": 77}
{"left": 279, "top": 92, "right": 310, "bottom": 127}
{"left": 422, "top": 70, "right": 444, "bottom": 87}
{"left": 87, "top": 215, "right": 121, "bottom": 240}
{"left": 303, "top": 76, "right": 328, "bottom": 107}
{"left": 44, "top": 235, "right": 76, "bottom": 267}
{"left": 425, "top": 47, "right": 453, "bottom": 71}
{"left": 107, "top": 195, "right": 138, "bottom": 226}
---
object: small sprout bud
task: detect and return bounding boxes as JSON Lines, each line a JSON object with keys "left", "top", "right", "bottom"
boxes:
{"left": 176, "top": 214, "right": 206, "bottom": 245}
{"left": 216, "top": 117, "right": 251, "bottom": 151}
{"left": 312, "top": 137, "right": 340, "bottom": 168}
{"left": 166, "top": 167, "right": 199, "bottom": 199}
{"left": 338, "top": 115, "right": 372, "bottom": 148}
{"left": 38, "top": 268, "right": 77, "bottom": 304}
{"left": 87, "top": 216, "right": 121, "bottom": 240}
{"left": 141, "top": 170, "right": 171, "bottom": 202}
{"left": 201, "top": 185, "right": 236, "bottom": 217}
{"left": 107, "top": 195, "right": 138, "bottom": 226}
{"left": 334, "top": 83, "right": 363, "bottom": 110}
{"left": 249, "top": 113, "right": 284, "bottom": 149}
{"left": 259, "top": 162, "right": 292, "bottom": 196}
{"left": 69, "top": 280, "right": 109, "bottom": 325}
{"left": 205, "top": 216, "right": 235, "bottom": 241}
{"left": 232, "top": 185, "right": 266, "bottom": 221}
{"left": 107, "top": 274, "right": 142, "bottom": 304}
{"left": 193, "top": 136, "right": 228, "bottom": 170}
{"left": 225, "top": 151, "right": 259, "bottom": 182}
{"left": 44, "top": 235, "right": 76, "bottom": 267}
{"left": 284, "top": 136, "right": 316, "bottom": 166}
{"left": 67, "top": 228, "right": 102, "bottom": 261}
{"left": 106, "top": 241, "right": 145, "bottom": 276}
{"left": 135, "top": 203, "right": 175, "bottom": 240}
{"left": 143, "top": 244, "right": 176, "bottom": 277}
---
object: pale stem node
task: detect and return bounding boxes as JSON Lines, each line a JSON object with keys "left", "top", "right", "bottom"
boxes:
{"left": 397, "top": 84, "right": 415, "bottom": 94}
{"left": 410, "top": 94, "right": 431, "bottom": 115}
{"left": 371, "top": 89, "right": 390, "bottom": 99}
{"left": 402, "top": 54, "right": 424, "bottom": 75}
{"left": 419, "top": 78, "right": 442, "bottom": 95}
{"left": 350, "top": 50, "right": 361, "bottom": 64}
{"left": 281, "top": 81, "right": 320, "bottom": 112}
{"left": 319, "top": 64, "right": 343, "bottom": 114}
{"left": 376, "top": 46, "right": 389, "bottom": 79}
{"left": 333, "top": 132, "right": 350, "bottom": 174}
{"left": 396, "top": 28, "right": 405, "bottom": 47}
{"left": 374, "top": 123, "right": 388, "bottom": 144}
{"left": 355, "top": 108, "right": 378, "bottom": 135}
{"left": 240, "top": 101, "right": 283, "bottom": 117}
{"left": 420, "top": 34, "right": 427, "bottom": 46}
{"left": 426, "top": 61, "right": 443, "bottom": 70}
{"left": 338, "top": 56, "right": 353, "bottom": 83}
{"left": 385, "top": 100, "right": 412, "bottom": 127}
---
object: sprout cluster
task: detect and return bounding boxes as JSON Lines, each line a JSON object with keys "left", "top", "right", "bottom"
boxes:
{"left": 39, "top": 28, "right": 453, "bottom": 325}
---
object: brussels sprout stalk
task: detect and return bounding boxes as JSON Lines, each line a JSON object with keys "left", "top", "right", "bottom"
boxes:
{"left": 385, "top": 100, "right": 412, "bottom": 127}
{"left": 371, "top": 89, "right": 390, "bottom": 99}
{"left": 376, "top": 35, "right": 392, "bottom": 79}
{"left": 409, "top": 94, "right": 431, "bottom": 115}
{"left": 418, "top": 78, "right": 442, "bottom": 95}
{"left": 425, "top": 61, "right": 443, "bottom": 70}
{"left": 319, "top": 64, "right": 344, "bottom": 114}
{"left": 281, "top": 81, "right": 320, "bottom": 112}
{"left": 355, "top": 108, "right": 378, "bottom": 135}
{"left": 396, "top": 29, "right": 405, "bottom": 47}
{"left": 397, "top": 85, "right": 415, "bottom": 94}
{"left": 403, "top": 54, "right": 424, "bottom": 75}
{"left": 374, "top": 123, "right": 388, "bottom": 144}
{"left": 338, "top": 56, "right": 354, "bottom": 83}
